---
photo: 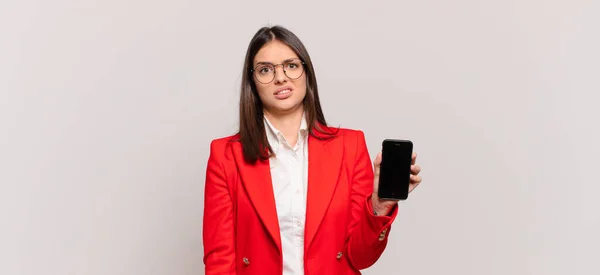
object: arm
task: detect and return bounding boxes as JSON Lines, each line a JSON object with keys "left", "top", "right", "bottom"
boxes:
{"left": 203, "top": 140, "right": 236, "bottom": 274}
{"left": 345, "top": 130, "right": 399, "bottom": 270}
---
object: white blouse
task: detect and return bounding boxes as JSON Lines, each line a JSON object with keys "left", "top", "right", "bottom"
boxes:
{"left": 264, "top": 114, "right": 309, "bottom": 275}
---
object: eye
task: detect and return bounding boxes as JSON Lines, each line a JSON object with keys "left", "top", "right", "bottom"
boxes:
{"left": 257, "top": 66, "right": 273, "bottom": 74}
{"left": 286, "top": 62, "right": 300, "bottom": 69}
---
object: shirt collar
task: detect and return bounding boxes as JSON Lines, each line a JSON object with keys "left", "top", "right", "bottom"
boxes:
{"left": 264, "top": 113, "right": 308, "bottom": 154}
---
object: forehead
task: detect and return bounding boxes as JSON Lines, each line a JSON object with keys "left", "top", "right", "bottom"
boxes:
{"left": 254, "top": 40, "right": 299, "bottom": 64}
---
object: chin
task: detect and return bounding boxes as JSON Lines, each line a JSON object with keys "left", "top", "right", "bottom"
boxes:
{"left": 270, "top": 101, "right": 303, "bottom": 113}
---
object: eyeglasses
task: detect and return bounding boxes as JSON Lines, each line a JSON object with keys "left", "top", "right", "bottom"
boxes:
{"left": 250, "top": 59, "right": 306, "bottom": 84}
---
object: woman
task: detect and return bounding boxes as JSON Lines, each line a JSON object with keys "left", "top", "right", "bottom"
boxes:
{"left": 203, "top": 25, "right": 423, "bottom": 275}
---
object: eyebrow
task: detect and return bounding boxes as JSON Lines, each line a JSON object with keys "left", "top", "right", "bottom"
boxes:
{"left": 255, "top": 58, "right": 300, "bottom": 66}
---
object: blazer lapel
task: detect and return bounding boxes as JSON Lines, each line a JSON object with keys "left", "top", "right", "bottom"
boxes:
{"left": 305, "top": 130, "right": 343, "bottom": 250}
{"left": 231, "top": 142, "right": 282, "bottom": 252}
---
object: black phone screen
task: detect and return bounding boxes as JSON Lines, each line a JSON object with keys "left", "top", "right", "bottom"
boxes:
{"left": 378, "top": 139, "right": 413, "bottom": 200}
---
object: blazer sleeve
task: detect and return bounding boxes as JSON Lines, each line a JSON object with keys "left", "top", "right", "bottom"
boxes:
{"left": 203, "top": 140, "right": 237, "bottom": 274}
{"left": 345, "top": 130, "right": 399, "bottom": 270}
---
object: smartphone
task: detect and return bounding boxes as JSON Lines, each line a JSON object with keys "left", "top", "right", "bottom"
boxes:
{"left": 378, "top": 139, "right": 413, "bottom": 201}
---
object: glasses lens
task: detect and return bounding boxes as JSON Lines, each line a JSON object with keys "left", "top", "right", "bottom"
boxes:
{"left": 253, "top": 60, "right": 304, "bottom": 83}
{"left": 254, "top": 64, "right": 275, "bottom": 83}
{"left": 284, "top": 60, "right": 304, "bottom": 79}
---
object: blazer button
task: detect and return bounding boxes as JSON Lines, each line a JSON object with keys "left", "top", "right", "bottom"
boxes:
{"left": 336, "top": 252, "right": 343, "bottom": 259}
{"left": 378, "top": 229, "right": 388, "bottom": 241}
{"left": 243, "top": 257, "right": 250, "bottom": 265}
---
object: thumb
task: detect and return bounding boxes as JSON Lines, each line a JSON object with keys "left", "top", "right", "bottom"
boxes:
{"left": 373, "top": 152, "right": 382, "bottom": 195}
{"left": 373, "top": 152, "right": 382, "bottom": 177}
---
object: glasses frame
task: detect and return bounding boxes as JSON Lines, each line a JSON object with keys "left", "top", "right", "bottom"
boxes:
{"left": 250, "top": 59, "right": 306, "bottom": 84}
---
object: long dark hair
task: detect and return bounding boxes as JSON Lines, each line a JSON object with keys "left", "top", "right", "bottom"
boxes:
{"left": 237, "top": 25, "right": 337, "bottom": 164}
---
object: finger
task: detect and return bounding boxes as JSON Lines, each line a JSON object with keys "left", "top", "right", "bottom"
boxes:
{"left": 410, "top": 175, "right": 422, "bottom": 184}
{"left": 409, "top": 181, "right": 421, "bottom": 193}
{"left": 411, "top": 164, "right": 421, "bottom": 175}
{"left": 373, "top": 152, "right": 382, "bottom": 177}
{"left": 411, "top": 152, "right": 417, "bottom": 165}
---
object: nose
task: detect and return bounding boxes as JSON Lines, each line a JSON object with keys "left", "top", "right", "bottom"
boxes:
{"left": 273, "top": 64, "right": 287, "bottom": 84}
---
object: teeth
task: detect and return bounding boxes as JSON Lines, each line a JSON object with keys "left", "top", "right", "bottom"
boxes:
{"left": 276, "top": 89, "right": 290, "bottom": 95}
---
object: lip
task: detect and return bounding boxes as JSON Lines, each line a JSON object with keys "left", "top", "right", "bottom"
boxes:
{"left": 273, "top": 86, "right": 293, "bottom": 100}
{"left": 273, "top": 86, "right": 293, "bottom": 95}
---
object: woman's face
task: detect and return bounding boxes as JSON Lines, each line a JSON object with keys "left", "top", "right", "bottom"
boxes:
{"left": 252, "top": 40, "right": 307, "bottom": 116}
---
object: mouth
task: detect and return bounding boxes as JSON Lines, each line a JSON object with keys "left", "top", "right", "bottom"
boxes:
{"left": 274, "top": 87, "right": 293, "bottom": 96}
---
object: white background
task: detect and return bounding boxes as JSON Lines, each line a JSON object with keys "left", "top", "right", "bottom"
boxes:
{"left": 1, "top": 0, "right": 599, "bottom": 274}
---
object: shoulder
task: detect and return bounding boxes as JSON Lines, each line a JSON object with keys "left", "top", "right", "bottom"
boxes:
{"left": 337, "top": 127, "right": 365, "bottom": 137}
{"left": 315, "top": 123, "right": 364, "bottom": 138}
{"left": 325, "top": 125, "right": 366, "bottom": 144}
{"left": 328, "top": 127, "right": 371, "bottom": 164}
{"left": 315, "top": 125, "right": 367, "bottom": 151}
{"left": 209, "top": 133, "right": 239, "bottom": 148}
{"left": 208, "top": 133, "right": 240, "bottom": 161}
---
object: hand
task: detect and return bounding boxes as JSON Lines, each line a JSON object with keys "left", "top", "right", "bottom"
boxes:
{"left": 371, "top": 152, "right": 423, "bottom": 215}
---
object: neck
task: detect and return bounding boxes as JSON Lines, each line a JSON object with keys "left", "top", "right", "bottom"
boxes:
{"left": 264, "top": 106, "right": 305, "bottom": 145}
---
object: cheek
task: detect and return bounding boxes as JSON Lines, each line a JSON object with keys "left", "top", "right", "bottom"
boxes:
{"left": 295, "top": 80, "right": 308, "bottom": 98}
{"left": 255, "top": 84, "right": 271, "bottom": 100}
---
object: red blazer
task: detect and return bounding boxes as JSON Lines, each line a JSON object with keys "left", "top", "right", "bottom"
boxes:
{"left": 203, "top": 126, "right": 398, "bottom": 275}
